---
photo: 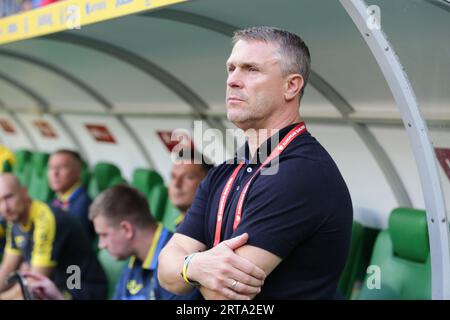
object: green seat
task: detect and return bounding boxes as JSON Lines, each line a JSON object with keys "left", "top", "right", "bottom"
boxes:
{"left": 88, "top": 162, "right": 126, "bottom": 198}
{"left": 147, "top": 184, "right": 168, "bottom": 222}
{"left": 28, "top": 152, "right": 54, "bottom": 202}
{"left": 81, "top": 160, "right": 91, "bottom": 187}
{"left": 2, "top": 159, "right": 12, "bottom": 173}
{"left": 338, "top": 221, "right": 365, "bottom": 299}
{"left": 131, "top": 168, "right": 164, "bottom": 196}
{"left": 13, "top": 149, "right": 32, "bottom": 186}
{"left": 97, "top": 249, "right": 127, "bottom": 299}
{"left": 338, "top": 222, "right": 379, "bottom": 299}
{"left": 162, "top": 200, "right": 182, "bottom": 233}
{"left": 358, "top": 208, "right": 431, "bottom": 300}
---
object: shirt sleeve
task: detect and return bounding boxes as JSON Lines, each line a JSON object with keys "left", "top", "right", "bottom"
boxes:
{"left": 4, "top": 223, "right": 21, "bottom": 256}
{"left": 175, "top": 168, "right": 215, "bottom": 245}
{"left": 31, "top": 208, "right": 57, "bottom": 267}
{"left": 233, "top": 158, "right": 342, "bottom": 260}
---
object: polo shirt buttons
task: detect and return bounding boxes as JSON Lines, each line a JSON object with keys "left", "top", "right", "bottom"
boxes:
{"left": 247, "top": 167, "right": 252, "bottom": 173}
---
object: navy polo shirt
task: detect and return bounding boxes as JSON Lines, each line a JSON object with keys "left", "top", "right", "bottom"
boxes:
{"left": 50, "top": 185, "right": 95, "bottom": 240}
{"left": 177, "top": 123, "right": 353, "bottom": 299}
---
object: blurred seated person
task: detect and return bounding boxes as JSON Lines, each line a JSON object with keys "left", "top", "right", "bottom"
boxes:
{"left": 23, "top": 185, "right": 201, "bottom": 300}
{"left": 48, "top": 149, "right": 95, "bottom": 239}
{"left": 0, "top": 173, "right": 107, "bottom": 300}
{"left": 168, "top": 149, "right": 214, "bottom": 226}
{"left": 24, "top": 148, "right": 213, "bottom": 300}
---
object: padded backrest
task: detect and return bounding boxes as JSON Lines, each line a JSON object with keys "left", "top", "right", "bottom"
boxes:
{"left": 131, "top": 168, "right": 164, "bottom": 196}
{"left": 97, "top": 249, "right": 127, "bottom": 299}
{"left": 338, "top": 222, "right": 380, "bottom": 300}
{"left": 14, "top": 149, "right": 31, "bottom": 171}
{"left": 81, "top": 160, "right": 91, "bottom": 187}
{"left": 13, "top": 149, "right": 32, "bottom": 185}
{"left": 88, "top": 162, "right": 125, "bottom": 198}
{"left": 338, "top": 221, "right": 364, "bottom": 299}
{"left": 28, "top": 152, "right": 54, "bottom": 202}
{"left": 2, "top": 160, "right": 12, "bottom": 173}
{"left": 358, "top": 208, "right": 431, "bottom": 300}
{"left": 162, "top": 200, "right": 181, "bottom": 233}
{"left": 31, "top": 152, "right": 49, "bottom": 175}
{"left": 147, "top": 184, "right": 168, "bottom": 222}
{"left": 390, "top": 208, "right": 429, "bottom": 263}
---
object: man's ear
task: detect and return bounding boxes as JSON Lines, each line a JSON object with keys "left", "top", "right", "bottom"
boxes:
{"left": 119, "top": 220, "right": 135, "bottom": 239}
{"left": 284, "top": 74, "right": 304, "bottom": 102}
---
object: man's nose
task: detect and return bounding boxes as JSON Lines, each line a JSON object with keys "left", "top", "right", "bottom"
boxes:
{"left": 174, "top": 178, "right": 183, "bottom": 189}
{"left": 98, "top": 239, "right": 106, "bottom": 250}
{"left": 227, "top": 70, "right": 244, "bottom": 88}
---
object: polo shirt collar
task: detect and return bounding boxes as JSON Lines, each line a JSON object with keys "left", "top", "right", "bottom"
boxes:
{"left": 58, "top": 181, "right": 82, "bottom": 202}
{"left": 236, "top": 122, "right": 303, "bottom": 164}
{"left": 128, "top": 223, "right": 164, "bottom": 271}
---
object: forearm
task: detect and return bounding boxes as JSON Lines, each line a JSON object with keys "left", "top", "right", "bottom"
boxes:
{"left": 0, "top": 269, "right": 9, "bottom": 292}
{"left": 0, "top": 284, "right": 22, "bottom": 300}
{"left": 157, "top": 243, "right": 196, "bottom": 295}
{"left": 0, "top": 263, "right": 17, "bottom": 292}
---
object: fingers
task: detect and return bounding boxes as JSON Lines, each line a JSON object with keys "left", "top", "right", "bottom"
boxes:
{"left": 218, "top": 236, "right": 266, "bottom": 282}
{"left": 227, "top": 278, "right": 261, "bottom": 295}
{"left": 225, "top": 266, "right": 264, "bottom": 288}
{"left": 219, "top": 287, "right": 252, "bottom": 300}
{"left": 226, "top": 254, "right": 266, "bottom": 281}
{"left": 30, "top": 287, "right": 45, "bottom": 300}
{"left": 222, "top": 233, "right": 248, "bottom": 250}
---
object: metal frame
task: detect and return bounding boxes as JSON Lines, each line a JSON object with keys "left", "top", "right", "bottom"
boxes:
{"left": 42, "top": 33, "right": 232, "bottom": 147}
{"left": 424, "top": 0, "right": 450, "bottom": 13}
{"left": 0, "top": 73, "right": 40, "bottom": 149}
{"left": 340, "top": 0, "right": 450, "bottom": 299}
{"left": 0, "top": 54, "right": 87, "bottom": 159}
{"left": 0, "top": 97, "right": 38, "bottom": 149}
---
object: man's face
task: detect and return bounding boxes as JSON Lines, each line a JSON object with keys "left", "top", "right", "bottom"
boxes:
{"left": 0, "top": 178, "right": 27, "bottom": 223}
{"left": 93, "top": 215, "right": 132, "bottom": 260}
{"left": 48, "top": 153, "right": 81, "bottom": 193}
{"left": 226, "top": 40, "right": 286, "bottom": 130}
{"left": 168, "top": 163, "right": 207, "bottom": 213}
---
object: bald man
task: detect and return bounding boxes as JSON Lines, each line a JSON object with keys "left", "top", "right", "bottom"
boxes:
{"left": 0, "top": 173, "right": 107, "bottom": 300}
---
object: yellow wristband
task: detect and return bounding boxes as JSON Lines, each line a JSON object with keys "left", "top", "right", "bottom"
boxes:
{"left": 181, "top": 253, "right": 200, "bottom": 286}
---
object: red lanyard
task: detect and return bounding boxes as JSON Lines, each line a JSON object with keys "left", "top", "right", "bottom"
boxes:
{"left": 213, "top": 122, "right": 307, "bottom": 246}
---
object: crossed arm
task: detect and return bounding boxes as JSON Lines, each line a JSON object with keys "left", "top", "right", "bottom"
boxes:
{"left": 157, "top": 232, "right": 281, "bottom": 300}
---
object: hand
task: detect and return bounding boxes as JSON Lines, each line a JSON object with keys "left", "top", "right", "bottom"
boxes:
{"left": 187, "top": 233, "right": 266, "bottom": 300}
{"left": 22, "top": 272, "right": 65, "bottom": 300}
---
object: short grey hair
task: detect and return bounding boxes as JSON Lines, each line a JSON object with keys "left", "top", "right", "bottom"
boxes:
{"left": 232, "top": 26, "right": 311, "bottom": 98}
